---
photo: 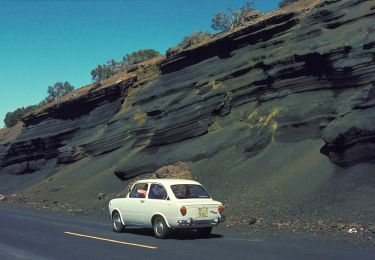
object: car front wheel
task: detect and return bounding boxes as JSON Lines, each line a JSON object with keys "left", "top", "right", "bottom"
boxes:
{"left": 153, "top": 216, "right": 170, "bottom": 239}
{"left": 112, "top": 211, "right": 125, "bottom": 232}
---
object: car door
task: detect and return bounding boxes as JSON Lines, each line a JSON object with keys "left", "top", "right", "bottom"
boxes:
{"left": 124, "top": 183, "right": 148, "bottom": 225}
{"left": 144, "top": 183, "right": 173, "bottom": 226}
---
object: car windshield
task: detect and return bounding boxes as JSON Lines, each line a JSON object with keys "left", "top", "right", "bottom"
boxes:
{"left": 170, "top": 184, "right": 211, "bottom": 199}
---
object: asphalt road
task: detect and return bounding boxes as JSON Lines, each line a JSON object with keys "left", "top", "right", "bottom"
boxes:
{"left": 0, "top": 207, "right": 374, "bottom": 260}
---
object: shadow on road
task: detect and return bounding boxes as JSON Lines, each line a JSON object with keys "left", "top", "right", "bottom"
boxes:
{"left": 123, "top": 227, "right": 223, "bottom": 240}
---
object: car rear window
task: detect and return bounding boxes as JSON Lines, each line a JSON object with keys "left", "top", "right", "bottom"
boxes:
{"left": 170, "top": 184, "right": 210, "bottom": 199}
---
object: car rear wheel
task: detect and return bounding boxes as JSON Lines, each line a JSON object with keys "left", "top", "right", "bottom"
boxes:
{"left": 112, "top": 211, "right": 125, "bottom": 232}
{"left": 197, "top": 227, "right": 212, "bottom": 237}
{"left": 153, "top": 216, "right": 170, "bottom": 239}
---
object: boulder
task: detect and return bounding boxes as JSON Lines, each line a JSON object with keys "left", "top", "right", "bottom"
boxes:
{"left": 244, "top": 9, "right": 261, "bottom": 22}
{"left": 127, "top": 64, "right": 139, "bottom": 73}
{"left": 249, "top": 217, "right": 257, "bottom": 225}
{"left": 0, "top": 194, "right": 6, "bottom": 201}
{"left": 155, "top": 162, "right": 192, "bottom": 180}
{"left": 98, "top": 193, "right": 105, "bottom": 200}
{"left": 165, "top": 46, "right": 182, "bottom": 58}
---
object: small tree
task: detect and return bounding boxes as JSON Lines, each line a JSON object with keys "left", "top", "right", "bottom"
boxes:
{"left": 91, "top": 64, "right": 116, "bottom": 82}
{"left": 108, "top": 59, "right": 126, "bottom": 73}
{"left": 212, "top": 12, "right": 233, "bottom": 31}
{"left": 211, "top": 1, "right": 261, "bottom": 31}
{"left": 47, "top": 81, "right": 74, "bottom": 100}
{"left": 123, "top": 49, "right": 160, "bottom": 66}
{"left": 178, "top": 31, "right": 212, "bottom": 48}
{"left": 279, "top": 0, "right": 300, "bottom": 8}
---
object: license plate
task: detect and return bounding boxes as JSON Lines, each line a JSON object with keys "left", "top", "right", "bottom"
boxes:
{"left": 198, "top": 208, "right": 208, "bottom": 217}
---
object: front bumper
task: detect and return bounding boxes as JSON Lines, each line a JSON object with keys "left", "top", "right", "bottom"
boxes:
{"left": 177, "top": 215, "right": 225, "bottom": 227}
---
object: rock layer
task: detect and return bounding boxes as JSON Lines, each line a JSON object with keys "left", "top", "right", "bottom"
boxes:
{"left": 0, "top": 1, "right": 374, "bottom": 224}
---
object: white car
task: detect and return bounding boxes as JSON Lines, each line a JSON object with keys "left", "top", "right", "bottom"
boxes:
{"left": 108, "top": 179, "right": 225, "bottom": 239}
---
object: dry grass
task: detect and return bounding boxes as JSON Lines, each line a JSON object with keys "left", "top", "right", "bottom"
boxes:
{"left": 0, "top": 122, "right": 23, "bottom": 144}
{"left": 174, "top": 0, "right": 323, "bottom": 52}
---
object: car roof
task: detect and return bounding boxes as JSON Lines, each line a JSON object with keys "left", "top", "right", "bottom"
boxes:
{"left": 135, "top": 179, "right": 201, "bottom": 186}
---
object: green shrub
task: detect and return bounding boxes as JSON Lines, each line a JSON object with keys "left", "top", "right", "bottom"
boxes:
{"left": 123, "top": 49, "right": 160, "bottom": 66}
{"left": 91, "top": 49, "right": 160, "bottom": 82}
{"left": 4, "top": 99, "right": 48, "bottom": 128}
{"left": 178, "top": 31, "right": 212, "bottom": 48}
{"left": 4, "top": 107, "right": 31, "bottom": 128}
{"left": 4, "top": 82, "right": 73, "bottom": 128}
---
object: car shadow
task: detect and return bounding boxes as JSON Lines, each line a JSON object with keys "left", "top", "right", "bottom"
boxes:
{"left": 123, "top": 227, "right": 223, "bottom": 240}
{"left": 172, "top": 230, "right": 223, "bottom": 240}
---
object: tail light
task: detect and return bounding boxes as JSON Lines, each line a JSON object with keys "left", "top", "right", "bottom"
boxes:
{"left": 218, "top": 205, "right": 224, "bottom": 215}
{"left": 180, "top": 206, "right": 187, "bottom": 216}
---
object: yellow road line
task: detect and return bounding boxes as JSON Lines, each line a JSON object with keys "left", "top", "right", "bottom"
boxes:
{"left": 64, "top": 231, "right": 158, "bottom": 250}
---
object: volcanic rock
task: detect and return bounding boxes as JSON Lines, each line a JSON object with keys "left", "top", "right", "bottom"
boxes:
{"left": 249, "top": 217, "right": 257, "bottom": 225}
{"left": 98, "top": 193, "right": 106, "bottom": 200}
{"left": 155, "top": 162, "right": 192, "bottom": 179}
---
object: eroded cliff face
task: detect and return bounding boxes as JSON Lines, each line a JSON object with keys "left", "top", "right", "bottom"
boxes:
{"left": 1, "top": 0, "right": 375, "bottom": 223}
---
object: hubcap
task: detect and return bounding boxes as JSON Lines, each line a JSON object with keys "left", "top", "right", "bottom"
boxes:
{"left": 113, "top": 214, "right": 121, "bottom": 229}
{"left": 154, "top": 220, "right": 164, "bottom": 235}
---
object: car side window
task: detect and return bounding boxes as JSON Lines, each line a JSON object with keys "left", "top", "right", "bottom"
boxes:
{"left": 129, "top": 183, "right": 148, "bottom": 198}
{"left": 148, "top": 184, "right": 168, "bottom": 200}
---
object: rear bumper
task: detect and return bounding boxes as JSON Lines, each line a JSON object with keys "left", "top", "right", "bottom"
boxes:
{"left": 177, "top": 215, "right": 225, "bottom": 227}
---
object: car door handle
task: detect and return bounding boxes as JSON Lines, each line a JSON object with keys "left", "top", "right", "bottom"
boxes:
{"left": 140, "top": 200, "right": 145, "bottom": 203}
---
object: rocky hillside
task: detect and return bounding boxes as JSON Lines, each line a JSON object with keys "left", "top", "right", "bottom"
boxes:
{"left": 1, "top": 0, "right": 375, "bottom": 234}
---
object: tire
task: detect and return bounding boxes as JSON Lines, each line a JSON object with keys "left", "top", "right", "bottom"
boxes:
{"left": 112, "top": 211, "right": 125, "bottom": 232}
{"left": 153, "top": 216, "right": 170, "bottom": 239}
{"left": 197, "top": 227, "right": 212, "bottom": 237}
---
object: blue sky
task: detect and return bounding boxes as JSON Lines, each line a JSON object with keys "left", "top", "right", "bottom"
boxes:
{"left": 0, "top": 0, "right": 281, "bottom": 127}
